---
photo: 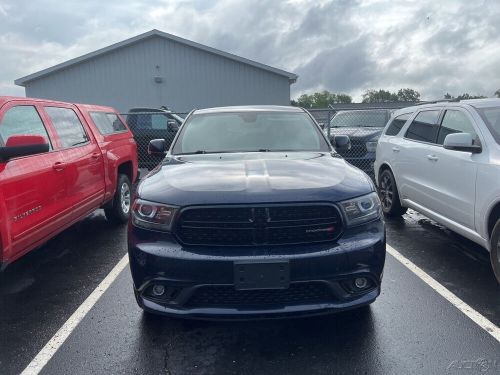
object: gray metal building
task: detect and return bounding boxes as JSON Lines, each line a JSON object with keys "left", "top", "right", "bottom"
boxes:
{"left": 15, "top": 30, "right": 297, "bottom": 113}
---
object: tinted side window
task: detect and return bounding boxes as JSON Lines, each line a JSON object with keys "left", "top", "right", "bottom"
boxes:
{"left": 125, "top": 114, "right": 167, "bottom": 130}
{"left": 385, "top": 113, "right": 412, "bottom": 136}
{"left": 437, "top": 110, "right": 480, "bottom": 145}
{"left": 0, "top": 106, "right": 52, "bottom": 149}
{"left": 152, "top": 114, "right": 168, "bottom": 129}
{"left": 45, "top": 107, "right": 89, "bottom": 148}
{"left": 405, "top": 110, "right": 441, "bottom": 143}
{"left": 90, "top": 112, "right": 127, "bottom": 135}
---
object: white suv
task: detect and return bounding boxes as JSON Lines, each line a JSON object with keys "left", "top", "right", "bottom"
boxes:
{"left": 374, "top": 99, "right": 500, "bottom": 283}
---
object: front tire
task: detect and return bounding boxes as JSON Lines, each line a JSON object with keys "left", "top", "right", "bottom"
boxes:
{"left": 104, "top": 174, "right": 132, "bottom": 224}
{"left": 378, "top": 169, "right": 407, "bottom": 217}
{"left": 490, "top": 220, "right": 500, "bottom": 284}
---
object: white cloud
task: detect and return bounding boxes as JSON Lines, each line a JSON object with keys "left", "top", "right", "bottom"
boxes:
{"left": 1, "top": 0, "right": 499, "bottom": 101}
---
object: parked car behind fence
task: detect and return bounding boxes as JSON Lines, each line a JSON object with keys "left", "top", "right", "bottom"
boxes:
{"left": 308, "top": 104, "right": 419, "bottom": 180}
{"left": 125, "top": 108, "right": 187, "bottom": 170}
{"left": 326, "top": 109, "right": 392, "bottom": 178}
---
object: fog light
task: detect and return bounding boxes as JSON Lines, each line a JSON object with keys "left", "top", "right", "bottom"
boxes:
{"left": 354, "top": 277, "right": 368, "bottom": 289}
{"left": 152, "top": 284, "right": 165, "bottom": 296}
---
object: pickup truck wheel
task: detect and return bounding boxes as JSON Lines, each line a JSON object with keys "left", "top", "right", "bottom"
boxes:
{"left": 490, "top": 220, "right": 500, "bottom": 284}
{"left": 105, "top": 174, "right": 132, "bottom": 224}
{"left": 378, "top": 169, "right": 407, "bottom": 217}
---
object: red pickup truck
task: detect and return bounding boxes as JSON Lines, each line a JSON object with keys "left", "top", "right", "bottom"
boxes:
{"left": 0, "top": 96, "right": 138, "bottom": 269}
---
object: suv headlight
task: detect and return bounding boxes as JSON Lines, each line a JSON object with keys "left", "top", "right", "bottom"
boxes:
{"left": 132, "top": 199, "right": 177, "bottom": 231}
{"left": 365, "top": 139, "right": 378, "bottom": 153}
{"left": 339, "top": 192, "right": 381, "bottom": 226}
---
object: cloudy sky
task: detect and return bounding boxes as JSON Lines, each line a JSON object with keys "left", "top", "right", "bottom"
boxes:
{"left": 1, "top": 0, "right": 499, "bottom": 101}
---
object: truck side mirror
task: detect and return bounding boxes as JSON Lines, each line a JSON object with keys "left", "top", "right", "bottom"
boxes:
{"left": 0, "top": 135, "right": 50, "bottom": 162}
{"left": 148, "top": 139, "right": 167, "bottom": 155}
{"left": 330, "top": 135, "right": 351, "bottom": 151}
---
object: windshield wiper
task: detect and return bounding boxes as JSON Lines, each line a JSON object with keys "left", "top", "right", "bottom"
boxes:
{"left": 178, "top": 150, "right": 208, "bottom": 155}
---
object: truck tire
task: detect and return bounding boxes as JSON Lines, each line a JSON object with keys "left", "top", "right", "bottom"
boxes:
{"left": 105, "top": 174, "right": 132, "bottom": 224}
{"left": 490, "top": 219, "right": 500, "bottom": 284}
{"left": 378, "top": 169, "right": 407, "bottom": 217}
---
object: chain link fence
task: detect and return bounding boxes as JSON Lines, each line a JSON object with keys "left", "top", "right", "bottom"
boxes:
{"left": 123, "top": 103, "right": 419, "bottom": 180}
{"left": 309, "top": 103, "right": 419, "bottom": 180}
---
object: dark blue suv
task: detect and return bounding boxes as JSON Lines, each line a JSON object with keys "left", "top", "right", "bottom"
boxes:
{"left": 128, "top": 106, "right": 386, "bottom": 319}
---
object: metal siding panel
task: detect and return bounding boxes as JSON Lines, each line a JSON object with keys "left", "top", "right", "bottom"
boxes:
{"left": 24, "top": 36, "right": 291, "bottom": 112}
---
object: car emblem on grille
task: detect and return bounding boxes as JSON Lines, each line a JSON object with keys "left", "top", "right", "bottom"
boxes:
{"left": 251, "top": 207, "right": 269, "bottom": 244}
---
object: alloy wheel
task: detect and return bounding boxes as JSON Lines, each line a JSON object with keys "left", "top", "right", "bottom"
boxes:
{"left": 379, "top": 174, "right": 394, "bottom": 211}
{"left": 120, "top": 183, "right": 131, "bottom": 214}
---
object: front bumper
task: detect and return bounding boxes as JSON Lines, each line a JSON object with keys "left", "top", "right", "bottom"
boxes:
{"left": 128, "top": 219, "right": 385, "bottom": 320}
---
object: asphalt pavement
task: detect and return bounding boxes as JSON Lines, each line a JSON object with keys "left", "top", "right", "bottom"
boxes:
{"left": 1, "top": 209, "right": 499, "bottom": 375}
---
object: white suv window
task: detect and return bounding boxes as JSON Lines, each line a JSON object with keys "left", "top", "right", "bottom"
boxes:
{"left": 405, "top": 110, "right": 441, "bottom": 143}
{"left": 437, "top": 110, "right": 481, "bottom": 146}
{"left": 385, "top": 113, "right": 412, "bottom": 136}
{"left": 476, "top": 106, "right": 500, "bottom": 145}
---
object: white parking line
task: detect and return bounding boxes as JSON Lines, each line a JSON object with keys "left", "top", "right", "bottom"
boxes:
{"left": 19, "top": 245, "right": 500, "bottom": 375}
{"left": 20, "top": 254, "right": 129, "bottom": 375}
{"left": 387, "top": 244, "right": 500, "bottom": 342}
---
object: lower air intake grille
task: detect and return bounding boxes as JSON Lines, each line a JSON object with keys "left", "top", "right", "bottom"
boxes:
{"left": 186, "top": 282, "right": 334, "bottom": 308}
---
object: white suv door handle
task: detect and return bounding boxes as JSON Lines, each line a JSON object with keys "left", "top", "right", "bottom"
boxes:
{"left": 392, "top": 147, "right": 401, "bottom": 152}
{"left": 427, "top": 154, "right": 439, "bottom": 161}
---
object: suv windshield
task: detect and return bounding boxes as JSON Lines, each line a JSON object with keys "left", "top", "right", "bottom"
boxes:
{"left": 476, "top": 106, "right": 500, "bottom": 144}
{"left": 172, "top": 111, "right": 330, "bottom": 154}
{"left": 330, "top": 110, "right": 389, "bottom": 128}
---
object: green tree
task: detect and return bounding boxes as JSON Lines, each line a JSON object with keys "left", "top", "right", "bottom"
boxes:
{"left": 445, "top": 93, "right": 487, "bottom": 100}
{"left": 362, "top": 88, "right": 421, "bottom": 103}
{"left": 335, "top": 94, "right": 353, "bottom": 104}
{"left": 293, "top": 90, "right": 352, "bottom": 108}
{"left": 495, "top": 89, "right": 500, "bottom": 98}
{"left": 397, "top": 88, "right": 421, "bottom": 102}
{"left": 295, "top": 93, "right": 314, "bottom": 108}
{"left": 362, "top": 89, "right": 397, "bottom": 103}
{"left": 312, "top": 91, "right": 333, "bottom": 108}
{"left": 457, "top": 93, "right": 487, "bottom": 100}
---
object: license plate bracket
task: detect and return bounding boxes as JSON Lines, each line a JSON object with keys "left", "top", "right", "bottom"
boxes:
{"left": 234, "top": 260, "right": 290, "bottom": 290}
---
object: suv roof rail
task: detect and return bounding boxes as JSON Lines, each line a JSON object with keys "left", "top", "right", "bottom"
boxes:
{"left": 418, "top": 98, "right": 461, "bottom": 105}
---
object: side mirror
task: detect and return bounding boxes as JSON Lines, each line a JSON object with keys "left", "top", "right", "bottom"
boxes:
{"left": 330, "top": 135, "right": 351, "bottom": 151}
{"left": 0, "top": 135, "right": 50, "bottom": 162}
{"left": 443, "top": 133, "right": 481, "bottom": 153}
{"left": 167, "top": 120, "right": 179, "bottom": 132}
{"left": 148, "top": 139, "right": 167, "bottom": 155}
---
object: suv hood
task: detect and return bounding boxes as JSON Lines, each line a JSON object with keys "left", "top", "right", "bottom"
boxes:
{"left": 328, "top": 127, "right": 382, "bottom": 140}
{"left": 138, "top": 152, "right": 372, "bottom": 206}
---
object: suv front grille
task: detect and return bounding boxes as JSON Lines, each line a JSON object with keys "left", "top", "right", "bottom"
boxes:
{"left": 175, "top": 204, "right": 342, "bottom": 246}
{"left": 186, "top": 282, "right": 335, "bottom": 308}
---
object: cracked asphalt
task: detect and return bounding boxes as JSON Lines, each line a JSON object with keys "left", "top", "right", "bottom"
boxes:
{"left": 0, "top": 209, "right": 499, "bottom": 375}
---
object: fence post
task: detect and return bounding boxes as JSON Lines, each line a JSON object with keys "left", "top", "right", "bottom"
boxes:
{"left": 327, "top": 104, "right": 334, "bottom": 139}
